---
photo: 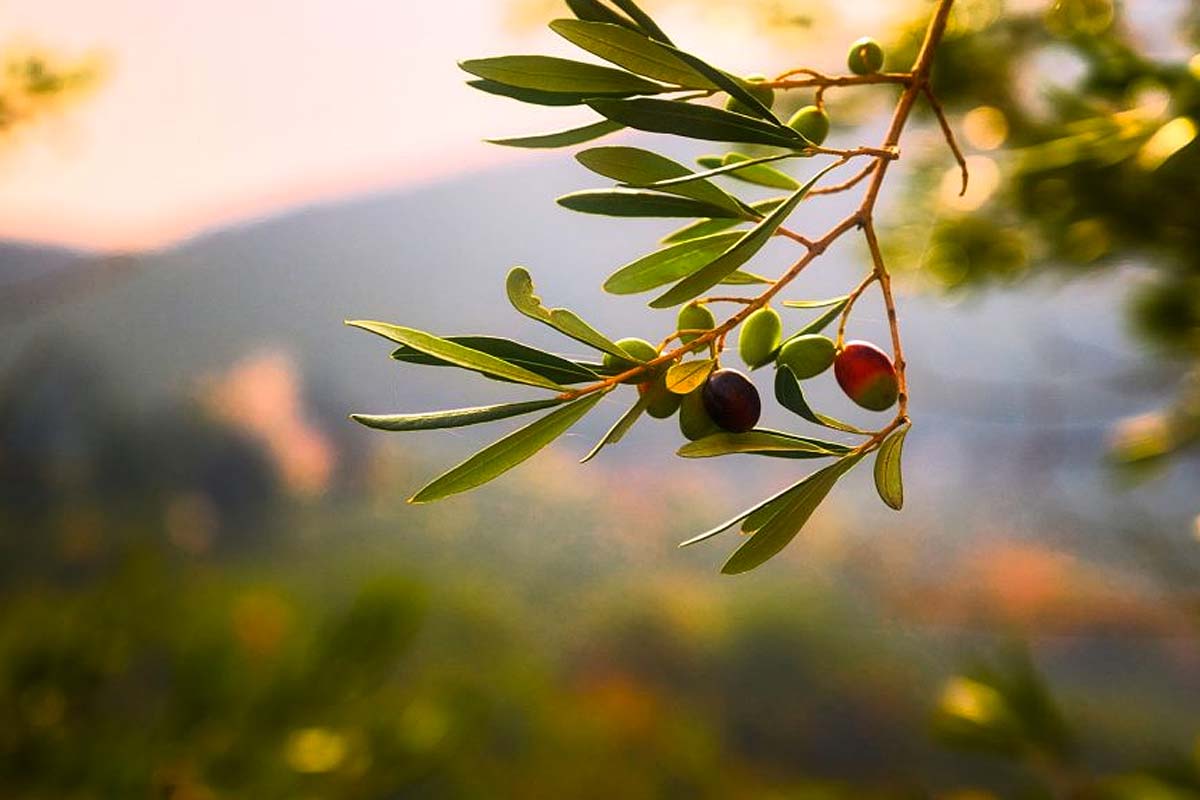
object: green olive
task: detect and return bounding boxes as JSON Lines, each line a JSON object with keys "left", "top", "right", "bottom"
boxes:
{"left": 787, "top": 105, "right": 830, "bottom": 146}
{"left": 724, "top": 74, "right": 775, "bottom": 116}
{"left": 679, "top": 386, "right": 720, "bottom": 441}
{"left": 847, "top": 37, "right": 885, "bottom": 75}
{"left": 639, "top": 373, "right": 682, "bottom": 419}
{"left": 777, "top": 334, "right": 836, "bottom": 379}
{"left": 677, "top": 303, "right": 716, "bottom": 345}
{"left": 603, "top": 337, "right": 659, "bottom": 384}
{"left": 737, "top": 307, "right": 782, "bottom": 369}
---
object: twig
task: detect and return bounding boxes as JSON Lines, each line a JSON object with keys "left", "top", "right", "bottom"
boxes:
{"left": 923, "top": 84, "right": 969, "bottom": 195}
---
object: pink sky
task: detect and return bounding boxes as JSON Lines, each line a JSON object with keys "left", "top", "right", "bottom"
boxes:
{"left": 0, "top": 0, "right": 906, "bottom": 252}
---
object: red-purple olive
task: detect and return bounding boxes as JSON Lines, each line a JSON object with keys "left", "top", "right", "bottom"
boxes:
{"left": 847, "top": 37, "right": 885, "bottom": 75}
{"left": 787, "top": 105, "right": 830, "bottom": 146}
{"left": 702, "top": 369, "right": 761, "bottom": 433}
{"left": 738, "top": 306, "right": 782, "bottom": 368}
{"left": 834, "top": 340, "right": 899, "bottom": 411}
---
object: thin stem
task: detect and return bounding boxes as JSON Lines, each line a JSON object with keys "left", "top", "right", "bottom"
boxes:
{"left": 836, "top": 273, "right": 878, "bottom": 348}
{"left": 766, "top": 71, "right": 911, "bottom": 89}
{"left": 808, "top": 162, "right": 876, "bottom": 197}
{"left": 923, "top": 84, "right": 969, "bottom": 195}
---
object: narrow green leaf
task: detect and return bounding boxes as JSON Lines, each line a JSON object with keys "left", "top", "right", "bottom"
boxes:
{"left": 587, "top": 97, "right": 807, "bottom": 149}
{"left": 649, "top": 163, "right": 841, "bottom": 308}
{"left": 604, "top": 231, "right": 742, "bottom": 294}
{"left": 610, "top": 0, "right": 673, "bottom": 44}
{"left": 782, "top": 295, "right": 850, "bottom": 309}
{"left": 677, "top": 429, "right": 850, "bottom": 458}
{"left": 722, "top": 270, "right": 773, "bottom": 285}
{"left": 774, "top": 367, "right": 869, "bottom": 435}
{"left": 580, "top": 394, "right": 648, "bottom": 463}
{"left": 410, "top": 393, "right": 605, "bottom": 503}
{"left": 873, "top": 425, "right": 909, "bottom": 510}
{"left": 660, "top": 196, "right": 785, "bottom": 244}
{"left": 565, "top": 0, "right": 640, "bottom": 31}
{"left": 468, "top": 79, "right": 624, "bottom": 107}
{"left": 740, "top": 486, "right": 794, "bottom": 533}
{"left": 506, "top": 267, "right": 631, "bottom": 359}
{"left": 716, "top": 152, "right": 801, "bottom": 190}
{"left": 665, "top": 359, "right": 715, "bottom": 394}
{"left": 655, "top": 45, "right": 785, "bottom": 125}
{"left": 460, "top": 56, "right": 666, "bottom": 95}
{"left": 351, "top": 399, "right": 565, "bottom": 432}
{"left": 557, "top": 189, "right": 741, "bottom": 218}
{"left": 487, "top": 120, "right": 624, "bottom": 149}
{"left": 721, "top": 454, "right": 863, "bottom": 574}
{"left": 550, "top": 20, "right": 713, "bottom": 88}
{"left": 576, "top": 146, "right": 744, "bottom": 214}
{"left": 643, "top": 152, "right": 799, "bottom": 190}
{"left": 678, "top": 479, "right": 806, "bottom": 548}
{"left": 347, "top": 321, "right": 566, "bottom": 391}
{"left": 391, "top": 335, "right": 598, "bottom": 385}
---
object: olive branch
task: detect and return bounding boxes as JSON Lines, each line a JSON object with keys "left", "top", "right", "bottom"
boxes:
{"left": 349, "top": 0, "right": 965, "bottom": 574}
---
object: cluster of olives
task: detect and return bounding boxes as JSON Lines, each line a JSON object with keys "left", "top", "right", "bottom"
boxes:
{"left": 722, "top": 37, "right": 886, "bottom": 147}
{"left": 605, "top": 296, "right": 900, "bottom": 442}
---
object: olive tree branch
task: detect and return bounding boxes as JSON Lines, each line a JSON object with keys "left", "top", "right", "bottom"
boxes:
{"left": 560, "top": 0, "right": 959, "bottom": 454}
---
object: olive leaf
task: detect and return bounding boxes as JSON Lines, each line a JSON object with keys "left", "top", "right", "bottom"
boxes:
{"left": 506, "top": 267, "right": 631, "bottom": 359}
{"left": 468, "top": 79, "right": 629, "bottom": 107}
{"left": 660, "top": 196, "right": 786, "bottom": 244}
{"left": 678, "top": 478, "right": 810, "bottom": 548}
{"left": 653, "top": 44, "right": 786, "bottom": 125}
{"left": 677, "top": 429, "right": 850, "bottom": 458}
{"left": 609, "top": 0, "right": 673, "bottom": 44}
{"left": 549, "top": 20, "right": 714, "bottom": 89}
{"left": 603, "top": 231, "right": 743, "bottom": 295}
{"left": 565, "top": 0, "right": 641, "bottom": 31}
{"left": 580, "top": 393, "right": 649, "bottom": 463}
{"left": 487, "top": 120, "right": 624, "bottom": 149}
{"left": 391, "top": 335, "right": 599, "bottom": 385}
{"left": 873, "top": 425, "right": 909, "bottom": 510}
{"left": 350, "top": 399, "right": 565, "bottom": 432}
{"left": 587, "top": 97, "right": 807, "bottom": 149}
{"left": 721, "top": 454, "right": 864, "bottom": 575}
{"left": 665, "top": 359, "right": 715, "bottom": 394}
{"left": 782, "top": 295, "right": 850, "bottom": 309}
{"left": 643, "top": 152, "right": 799, "bottom": 190}
{"left": 410, "top": 393, "right": 606, "bottom": 503}
{"left": 576, "top": 146, "right": 745, "bottom": 215}
{"left": 346, "top": 321, "right": 566, "bottom": 391}
{"left": 712, "top": 152, "right": 802, "bottom": 190}
{"left": 557, "top": 189, "right": 743, "bottom": 218}
{"left": 459, "top": 55, "right": 667, "bottom": 95}
{"left": 774, "top": 367, "right": 869, "bottom": 435}
{"left": 649, "top": 163, "right": 841, "bottom": 309}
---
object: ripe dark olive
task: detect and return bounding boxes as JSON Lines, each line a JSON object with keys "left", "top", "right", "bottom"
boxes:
{"left": 834, "top": 340, "right": 899, "bottom": 411}
{"left": 603, "top": 337, "right": 659, "bottom": 384}
{"left": 847, "top": 37, "right": 885, "bottom": 75}
{"left": 679, "top": 386, "right": 720, "bottom": 441}
{"left": 737, "top": 306, "right": 782, "bottom": 368}
{"left": 639, "top": 374, "right": 682, "bottom": 419}
{"left": 676, "top": 303, "right": 716, "bottom": 344}
{"left": 724, "top": 75, "right": 775, "bottom": 116}
{"left": 702, "top": 369, "right": 761, "bottom": 433}
{"left": 787, "top": 105, "right": 830, "bottom": 146}
{"left": 778, "top": 334, "right": 836, "bottom": 379}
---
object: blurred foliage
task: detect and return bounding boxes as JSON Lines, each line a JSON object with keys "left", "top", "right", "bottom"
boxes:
{"left": 883, "top": 0, "right": 1200, "bottom": 465}
{"left": 0, "top": 48, "right": 98, "bottom": 136}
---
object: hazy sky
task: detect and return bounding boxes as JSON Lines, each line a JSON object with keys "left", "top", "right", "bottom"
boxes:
{"left": 0, "top": 0, "right": 915, "bottom": 252}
